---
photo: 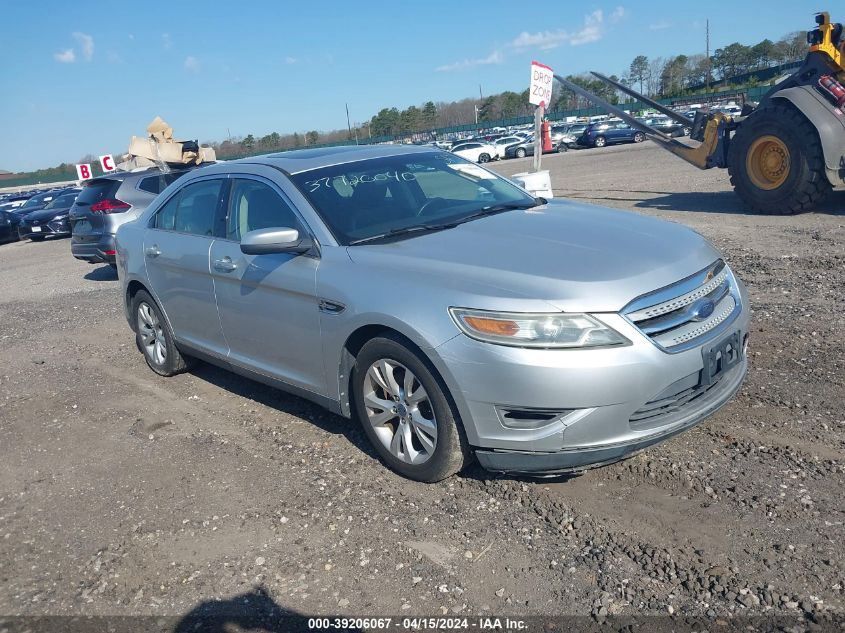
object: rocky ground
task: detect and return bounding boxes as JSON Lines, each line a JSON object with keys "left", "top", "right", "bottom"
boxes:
{"left": 0, "top": 142, "right": 842, "bottom": 631}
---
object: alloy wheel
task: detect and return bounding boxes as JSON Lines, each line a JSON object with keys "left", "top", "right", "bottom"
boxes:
{"left": 137, "top": 302, "right": 167, "bottom": 366}
{"left": 362, "top": 359, "right": 438, "bottom": 465}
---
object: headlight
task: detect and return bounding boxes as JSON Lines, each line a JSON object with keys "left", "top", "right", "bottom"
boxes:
{"left": 449, "top": 308, "right": 629, "bottom": 348}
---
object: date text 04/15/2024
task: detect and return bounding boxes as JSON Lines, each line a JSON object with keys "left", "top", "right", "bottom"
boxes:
{"left": 306, "top": 617, "right": 527, "bottom": 631}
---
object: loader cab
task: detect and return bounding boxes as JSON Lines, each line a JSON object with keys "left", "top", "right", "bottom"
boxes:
{"left": 808, "top": 11, "right": 844, "bottom": 70}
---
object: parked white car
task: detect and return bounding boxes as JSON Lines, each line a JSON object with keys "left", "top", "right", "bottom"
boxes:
{"left": 451, "top": 142, "right": 497, "bottom": 163}
{"left": 492, "top": 136, "right": 524, "bottom": 159}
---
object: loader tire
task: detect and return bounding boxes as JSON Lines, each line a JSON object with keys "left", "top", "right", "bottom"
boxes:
{"left": 728, "top": 103, "right": 831, "bottom": 215}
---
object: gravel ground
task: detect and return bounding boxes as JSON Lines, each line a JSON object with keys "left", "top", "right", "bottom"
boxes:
{"left": 0, "top": 142, "right": 842, "bottom": 629}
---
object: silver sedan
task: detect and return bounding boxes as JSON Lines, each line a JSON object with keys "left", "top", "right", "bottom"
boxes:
{"left": 115, "top": 145, "right": 750, "bottom": 482}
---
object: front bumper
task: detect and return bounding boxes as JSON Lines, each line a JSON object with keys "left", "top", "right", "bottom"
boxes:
{"left": 474, "top": 358, "right": 746, "bottom": 474}
{"left": 19, "top": 219, "right": 70, "bottom": 239}
{"left": 432, "top": 290, "right": 750, "bottom": 475}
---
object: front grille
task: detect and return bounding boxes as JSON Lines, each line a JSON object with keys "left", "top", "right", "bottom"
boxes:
{"left": 629, "top": 362, "right": 741, "bottom": 431}
{"left": 623, "top": 261, "right": 741, "bottom": 352}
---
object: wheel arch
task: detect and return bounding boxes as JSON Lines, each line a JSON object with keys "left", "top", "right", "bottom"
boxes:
{"left": 125, "top": 279, "right": 150, "bottom": 332}
{"left": 771, "top": 86, "right": 845, "bottom": 184}
{"left": 336, "top": 323, "right": 469, "bottom": 439}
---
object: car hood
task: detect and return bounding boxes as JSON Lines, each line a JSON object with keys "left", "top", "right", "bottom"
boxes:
{"left": 17, "top": 204, "right": 46, "bottom": 215}
{"left": 345, "top": 199, "right": 721, "bottom": 313}
{"left": 25, "top": 207, "right": 71, "bottom": 221}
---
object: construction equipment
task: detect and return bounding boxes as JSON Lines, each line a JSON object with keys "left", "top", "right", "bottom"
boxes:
{"left": 556, "top": 12, "right": 845, "bottom": 214}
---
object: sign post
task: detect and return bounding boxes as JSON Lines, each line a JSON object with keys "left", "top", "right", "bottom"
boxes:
{"left": 533, "top": 105, "right": 544, "bottom": 172}
{"left": 529, "top": 61, "right": 554, "bottom": 172}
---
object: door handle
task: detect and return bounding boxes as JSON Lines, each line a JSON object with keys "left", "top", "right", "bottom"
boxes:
{"left": 213, "top": 257, "right": 237, "bottom": 272}
{"left": 145, "top": 246, "right": 161, "bottom": 258}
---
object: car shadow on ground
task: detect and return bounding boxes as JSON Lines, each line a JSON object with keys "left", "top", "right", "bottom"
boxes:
{"left": 83, "top": 265, "right": 118, "bottom": 281}
{"left": 189, "top": 362, "right": 581, "bottom": 484}
{"left": 191, "top": 361, "right": 593, "bottom": 485}
{"left": 634, "top": 189, "right": 845, "bottom": 215}
{"left": 189, "top": 362, "right": 378, "bottom": 460}
{"left": 174, "top": 585, "right": 358, "bottom": 633}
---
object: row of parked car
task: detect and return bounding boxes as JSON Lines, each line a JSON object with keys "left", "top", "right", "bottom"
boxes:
{"left": 0, "top": 168, "right": 196, "bottom": 268}
{"left": 0, "top": 187, "right": 81, "bottom": 243}
{"left": 444, "top": 114, "right": 697, "bottom": 164}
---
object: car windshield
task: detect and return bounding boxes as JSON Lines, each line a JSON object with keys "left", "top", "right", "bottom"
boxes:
{"left": 290, "top": 151, "right": 536, "bottom": 245}
{"left": 44, "top": 193, "right": 78, "bottom": 209}
{"left": 22, "top": 194, "right": 49, "bottom": 208}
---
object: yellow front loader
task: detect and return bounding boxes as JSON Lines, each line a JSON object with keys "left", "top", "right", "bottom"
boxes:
{"left": 556, "top": 12, "right": 845, "bottom": 214}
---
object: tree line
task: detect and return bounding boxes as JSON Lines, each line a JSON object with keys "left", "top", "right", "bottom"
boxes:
{"left": 8, "top": 27, "right": 811, "bottom": 175}
{"left": 192, "top": 27, "right": 813, "bottom": 159}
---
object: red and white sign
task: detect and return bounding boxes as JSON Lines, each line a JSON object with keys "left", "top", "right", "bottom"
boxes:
{"left": 75, "top": 163, "right": 93, "bottom": 181}
{"left": 529, "top": 61, "right": 554, "bottom": 108}
{"left": 99, "top": 154, "right": 116, "bottom": 173}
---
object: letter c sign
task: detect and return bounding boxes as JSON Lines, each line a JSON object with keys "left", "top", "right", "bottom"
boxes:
{"left": 99, "top": 154, "right": 116, "bottom": 173}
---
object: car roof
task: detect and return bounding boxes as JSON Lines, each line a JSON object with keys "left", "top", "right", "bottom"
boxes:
{"left": 228, "top": 144, "right": 443, "bottom": 175}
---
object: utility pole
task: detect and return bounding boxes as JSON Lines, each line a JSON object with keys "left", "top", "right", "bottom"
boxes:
{"left": 345, "top": 103, "right": 358, "bottom": 145}
{"left": 705, "top": 19, "right": 711, "bottom": 93}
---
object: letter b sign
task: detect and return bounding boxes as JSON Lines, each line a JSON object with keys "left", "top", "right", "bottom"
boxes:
{"left": 76, "top": 164, "right": 93, "bottom": 181}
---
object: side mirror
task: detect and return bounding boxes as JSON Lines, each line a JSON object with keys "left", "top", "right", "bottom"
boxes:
{"left": 240, "top": 227, "right": 311, "bottom": 255}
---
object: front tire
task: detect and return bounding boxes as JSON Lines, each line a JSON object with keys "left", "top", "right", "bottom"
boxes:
{"left": 633, "top": 132, "right": 645, "bottom": 143}
{"left": 727, "top": 103, "right": 831, "bottom": 214}
{"left": 593, "top": 136, "right": 607, "bottom": 148}
{"left": 478, "top": 153, "right": 490, "bottom": 163}
{"left": 131, "top": 290, "right": 194, "bottom": 377}
{"left": 352, "top": 335, "right": 471, "bottom": 482}
{"left": 515, "top": 148, "right": 527, "bottom": 158}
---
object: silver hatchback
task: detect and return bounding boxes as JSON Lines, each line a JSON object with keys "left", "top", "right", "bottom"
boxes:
{"left": 115, "top": 145, "right": 750, "bottom": 482}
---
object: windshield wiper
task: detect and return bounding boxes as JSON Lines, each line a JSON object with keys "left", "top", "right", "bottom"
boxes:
{"left": 348, "top": 199, "right": 544, "bottom": 246}
{"left": 348, "top": 222, "right": 462, "bottom": 246}
{"left": 450, "top": 199, "right": 543, "bottom": 225}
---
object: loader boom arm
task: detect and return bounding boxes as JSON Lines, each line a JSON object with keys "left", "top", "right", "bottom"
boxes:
{"left": 553, "top": 74, "right": 729, "bottom": 170}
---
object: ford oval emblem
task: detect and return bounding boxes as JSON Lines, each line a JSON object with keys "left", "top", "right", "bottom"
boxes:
{"left": 692, "top": 299, "right": 715, "bottom": 321}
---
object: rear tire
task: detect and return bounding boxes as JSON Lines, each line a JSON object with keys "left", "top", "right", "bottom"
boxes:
{"left": 633, "top": 132, "right": 645, "bottom": 143}
{"left": 131, "top": 290, "right": 194, "bottom": 377}
{"left": 30, "top": 235, "right": 45, "bottom": 242}
{"left": 478, "top": 153, "right": 490, "bottom": 163}
{"left": 515, "top": 148, "right": 527, "bottom": 158}
{"left": 728, "top": 103, "right": 831, "bottom": 214}
{"left": 352, "top": 334, "right": 471, "bottom": 482}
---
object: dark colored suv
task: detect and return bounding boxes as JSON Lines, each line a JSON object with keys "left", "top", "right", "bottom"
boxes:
{"left": 70, "top": 167, "right": 203, "bottom": 266}
{"left": 576, "top": 122, "right": 646, "bottom": 148}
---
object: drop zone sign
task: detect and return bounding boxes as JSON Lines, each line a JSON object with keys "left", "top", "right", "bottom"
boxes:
{"left": 529, "top": 61, "right": 554, "bottom": 108}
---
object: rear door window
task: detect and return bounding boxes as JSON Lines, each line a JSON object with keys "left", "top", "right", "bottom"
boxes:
{"left": 154, "top": 179, "right": 223, "bottom": 236}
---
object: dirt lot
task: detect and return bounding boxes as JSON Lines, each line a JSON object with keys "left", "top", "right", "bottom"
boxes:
{"left": 0, "top": 142, "right": 843, "bottom": 629}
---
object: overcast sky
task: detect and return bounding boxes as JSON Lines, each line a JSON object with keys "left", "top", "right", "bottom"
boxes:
{"left": 0, "top": 0, "right": 815, "bottom": 171}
